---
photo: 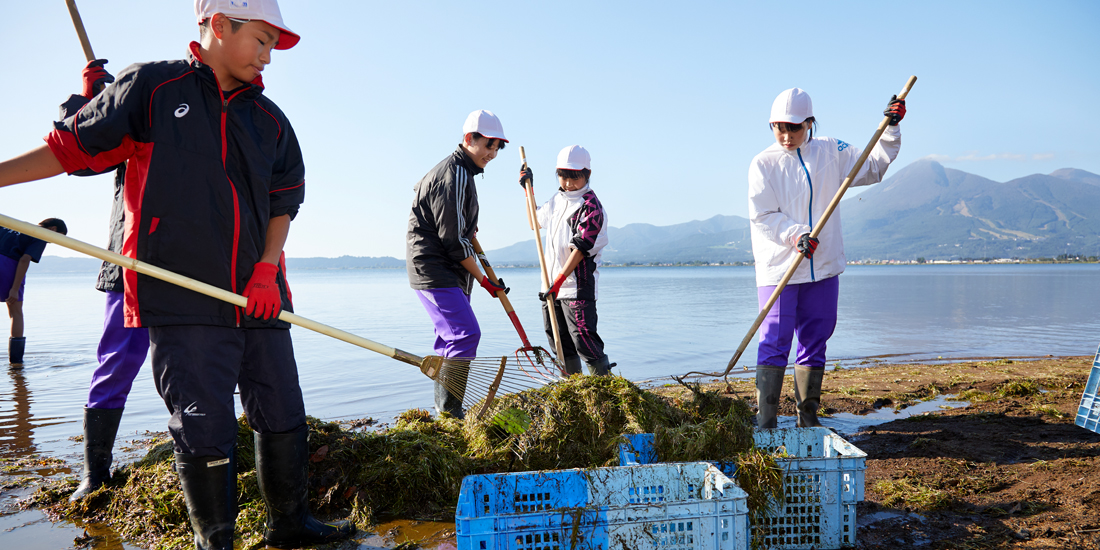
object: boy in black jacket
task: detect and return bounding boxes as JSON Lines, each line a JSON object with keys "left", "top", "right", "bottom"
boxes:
{"left": 0, "top": 1, "right": 352, "bottom": 548}
{"left": 406, "top": 110, "right": 508, "bottom": 418}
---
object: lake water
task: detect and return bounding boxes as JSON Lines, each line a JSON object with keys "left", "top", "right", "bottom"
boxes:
{"left": 2, "top": 264, "right": 1099, "bottom": 464}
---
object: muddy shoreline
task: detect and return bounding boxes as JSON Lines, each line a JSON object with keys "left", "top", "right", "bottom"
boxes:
{"left": 2, "top": 355, "right": 1098, "bottom": 549}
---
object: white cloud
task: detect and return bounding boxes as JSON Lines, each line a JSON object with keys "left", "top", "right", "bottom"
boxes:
{"left": 923, "top": 152, "right": 1054, "bottom": 162}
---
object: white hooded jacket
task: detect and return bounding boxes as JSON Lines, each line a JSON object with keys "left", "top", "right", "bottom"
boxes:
{"left": 536, "top": 184, "right": 609, "bottom": 301}
{"left": 748, "top": 125, "right": 900, "bottom": 286}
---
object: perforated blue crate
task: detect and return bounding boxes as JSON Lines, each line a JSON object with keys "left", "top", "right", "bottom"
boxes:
{"left": 619, "top": 428, "right": 866, "bottom": 550}
{"left": 1075, "top": 343, "right": 1100, "bottom": 434}
{"left": 456, "top": 462, "right": 749, "bottom": 550}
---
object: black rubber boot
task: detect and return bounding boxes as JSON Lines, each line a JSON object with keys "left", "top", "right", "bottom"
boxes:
{"left": 70, "top": 407, "right": 124, "bottom": 502}
{"left": 175, "top": 449, "right": 237, "bottom": 550}
{"left": 255, "top": 431, "right": 354, "bottom": 549}
{"left": 586, "top": 355, "right": 612, "bottom": 376}
{"left": 755, "top": 365, "right": 786, "bottom": 429}
{"left": 8, "top": 337, "right": 26, "bottom": 365}
{"left": 794, "top": 366, "right": 825, "bottom": 428}
{"left": 562, "top": 356, "right": 583, "bottom": 375}
{"left": 434, "top": 358, "right": 469, "bottom": 419}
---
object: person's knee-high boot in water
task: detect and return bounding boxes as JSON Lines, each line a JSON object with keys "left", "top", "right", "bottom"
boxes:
{"left": 755, "top": 365, "right": 786, "bottom": 429}
{"left": 70, "top": 407, "right": 124, "bottom": 502}
{"left": 8, "top": 337, "right": 26, "bottom": 365}
{"left": 175, "top": 448, "right": 237, "bottom": 550}
{"left": 794, "top": 365, "right": 824, "bottom": 427}
{"left": 255, "top": 431, "right": 354, "bottom": 548}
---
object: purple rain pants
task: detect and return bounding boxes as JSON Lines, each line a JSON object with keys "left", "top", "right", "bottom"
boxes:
{"left": 756, "top": 275, "right": 839, "bottom": 369}
{"left": 0, "top": 254, "right": 25, "bottom": 301}
{"left": 88, "top": 290, "right": 149, "bottom": 409}
{"left": 415, "top": 288, "right": 481, "bottom": 358}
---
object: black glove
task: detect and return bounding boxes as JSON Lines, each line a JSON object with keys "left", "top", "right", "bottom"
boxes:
{"left": 884, "top": 95, "right": 906, "bottom": 126}
{"left": 796, "top": 233, "right": 819, "bottom": 259}
{"left": 519, "top": 167, "right": 534, "bottom": 189}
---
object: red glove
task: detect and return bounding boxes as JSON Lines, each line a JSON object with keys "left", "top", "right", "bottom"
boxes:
{"left": 81, "top": 59, "right": 115, "bottom": 99}
{"left": 479, "top": 276, "right": 509, "bottom": 298}
{"left": 538, "top": 273, "right": 567, "bottom": 301}
{"left": 796, "top": 233, "right": 820, "bottom": 259}
{"left": 884, "top": 95, "right": 906, "bottom": 126}
{"left": 243, "top": 262, "right": 281, "bottom": 320}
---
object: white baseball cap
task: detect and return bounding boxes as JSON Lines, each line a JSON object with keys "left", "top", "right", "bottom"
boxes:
{"left": 195, "top": 0, "right": 301, "bottom": 50}
{"left": 461, "top": 110, "right": 508, "bottom": 142}
{"left": 770, "top": 88, "right": 813, "bottom": 124}
{"left": 556, "top": 145, "right": 591, "bottom": 171}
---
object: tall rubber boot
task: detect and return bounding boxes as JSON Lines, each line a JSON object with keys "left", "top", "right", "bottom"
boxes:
{"left": 70, "top": 407, "right": 124, "bottom": 502}
{"left": 562, "top": 356, "right": 583, "bottom": 375}
{"left": 8, "top": 337, "right": 26, "bottom": 365}
{"left": 255, "top": 431, "right": 354, "bottom": 548}
{"left": 755, "top": 365, "right": 786, "bottom": 429}
{"left": 175, "top": 449, "right": 237, "bottom": 550}
{"left": 586, "top": 355, "right": 612, "bottom": 376}
{"left": 794, "top": 366, "right": 825, "bottom": 428}
{"left": 434, "top": 358, "right": 469, "bottom": 419}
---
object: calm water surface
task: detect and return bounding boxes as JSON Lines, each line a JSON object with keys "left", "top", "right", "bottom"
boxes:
{"left": 2, "top": 264, "right": 1099, "bottom": 463}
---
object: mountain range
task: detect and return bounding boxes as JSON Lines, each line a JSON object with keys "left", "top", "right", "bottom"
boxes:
{"left": 34, "top": 161, "right": 1100, "bottom": 272}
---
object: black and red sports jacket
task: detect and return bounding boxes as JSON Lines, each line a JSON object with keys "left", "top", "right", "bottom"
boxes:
{"left": 46, "top": 43, "right": 304, "bottom": 329}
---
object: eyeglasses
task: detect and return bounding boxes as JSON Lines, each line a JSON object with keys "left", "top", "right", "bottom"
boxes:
{"left": 771, "top": 122, "right": 805, "bottom": 133}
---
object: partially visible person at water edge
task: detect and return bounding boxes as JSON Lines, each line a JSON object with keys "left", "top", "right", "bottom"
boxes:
{"left": 749, "top": 87, "right": 905, "bottom": 429}
{"left": 0, "top": 1, "right": 354, "bottom": 548}
{"left": 1, "top": 220, "right": 67, "bottom": 367}
{"left": 522, "top": 145, "right": 614, "bottom": 376}
{"left": 407, "top": 110, "right": 509, "bottom": 419}
{"left": 54, "top": 60, "right": 153, "bottom": 504}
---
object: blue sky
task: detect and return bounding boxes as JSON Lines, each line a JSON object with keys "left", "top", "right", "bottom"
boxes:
{"left": 1, "top": 1, "right": 1097, "bottom": 258}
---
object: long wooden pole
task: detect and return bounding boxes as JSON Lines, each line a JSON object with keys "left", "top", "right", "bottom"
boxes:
{"left": 65, "top": 0, "right": 96, "bottom": 62}
{"left": 519, "top": 147, "right": 567, "bottom": 364}
{"left": 471, "top": 236, "right": 537, "bottom": 350}
{"left": 0, "top": 212, "right": 430, "bottom": 369}
{"left": 716, "top": 76, "right": 918, "bottom": 377}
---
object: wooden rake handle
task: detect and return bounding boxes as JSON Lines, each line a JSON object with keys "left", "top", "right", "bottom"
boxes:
{"left": 519, "top": 146, "right": 567, "bottom": 363}
{"left": 471, "top": 236, "right": 516, "bottom": 312}
{"left": 0, "top": 212, "right": 427, "bottom": 367}
{"left": 65, "top": 0, "right": 96, "bottom": 62}
{"left": 709, "top": 76, "right": 918, "bottom": 379}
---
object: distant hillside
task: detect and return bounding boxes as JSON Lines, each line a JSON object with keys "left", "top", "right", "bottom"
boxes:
{"left": 286, "top": 256, "right": 405, "bottom": 269}
{"left": 844, "top": 160, "right": 1100, "bottom": 260}
{"left": 487, "top": 214, "right": 753, "bottom": 264}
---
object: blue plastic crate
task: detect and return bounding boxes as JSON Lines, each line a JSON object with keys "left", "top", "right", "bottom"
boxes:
{"left": 1075, "top": 343, "right": 1100, "bottom": 434}
{"left": 619, "top": 428, "right": 866, "bottom": 550}
{"left": 456, "top": 462, "right": 749, "bottom": 550}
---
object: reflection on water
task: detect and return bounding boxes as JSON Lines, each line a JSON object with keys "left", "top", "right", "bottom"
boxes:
{"left": 0, "top": 366, "right": 36, "bottom": 459}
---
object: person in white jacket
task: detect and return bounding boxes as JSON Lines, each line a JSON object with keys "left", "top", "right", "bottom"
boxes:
{"left": 749, "top": 87, "right": 906, "bottom": 429}
{"left": 519, "top": 145, "right": 612, "bottom": 376}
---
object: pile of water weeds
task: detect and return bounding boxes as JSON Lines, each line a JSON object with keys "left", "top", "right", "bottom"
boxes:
{"left": 26, "top": 375, "right": 782, "bottom": 550}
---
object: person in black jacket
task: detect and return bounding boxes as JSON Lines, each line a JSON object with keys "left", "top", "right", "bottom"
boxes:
{"left": 2, "top": 220, "right": 67, "bottom": 365}
{"left": 407, "top": 110, "right": 509, "bottom": 419}
{"left": 0, "top": 2, "right": 352, "bottom": 548}
{"left": 53, "top": 60, "right": 153, "bottom": 504}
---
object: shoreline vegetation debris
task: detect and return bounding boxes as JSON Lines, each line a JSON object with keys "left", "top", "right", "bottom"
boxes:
{"left": 22, "top": 375, "right": 783, "bottom": 550}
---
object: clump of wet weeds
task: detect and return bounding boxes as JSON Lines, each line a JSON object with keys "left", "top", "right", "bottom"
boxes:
{"left": 464, "top": 375, "right": 688, "bottom": 471}
{"left": 996, "top": 379, "right": 1041, "bottom": 398}
{"left": 874, "top": 477, "right": 951, "bottom": 510}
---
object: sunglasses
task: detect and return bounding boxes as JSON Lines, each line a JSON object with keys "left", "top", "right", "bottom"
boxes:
{"left": 771, "top": 122, "right": 805, "bottom": 133}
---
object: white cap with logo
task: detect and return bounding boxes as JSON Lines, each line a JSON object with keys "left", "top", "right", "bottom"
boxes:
{"left": 770, "top": 88, "right": 813, "bottom": 124}
{"left": 461, "top": 110, "right": 508, "bottom": 142}
{"left": 195, "top": 0, "right": 301, "bottom": 50}
{"left": 556, "top": 145, "right": 591, "bottom": 171}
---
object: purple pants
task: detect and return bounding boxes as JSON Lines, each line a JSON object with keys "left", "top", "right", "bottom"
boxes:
{"left": 415, "top": 288, "right": 481, "bottom": 358}
{"left": 88, "top": 290, "right": 149, "bottom": 409}
{"left": 0, "top": 255, "right": 25, "bottom": 301}
{"left": 757, "top": 276, "right": 839, "bottom": 369}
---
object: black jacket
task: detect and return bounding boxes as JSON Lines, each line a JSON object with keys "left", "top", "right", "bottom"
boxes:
{"left": 58, "top": 94, "right": 126, "bottom": 294}
{"left": 406, "top": 147, "right": 481, "bottom": 293}
{"left": 47, "top": 43, "right": 303, "bottom": 328}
